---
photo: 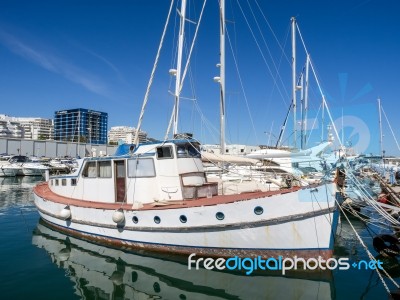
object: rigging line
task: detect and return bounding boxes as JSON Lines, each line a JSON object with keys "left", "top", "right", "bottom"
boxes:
{"left": 346, "top": 173, "right": 391, "bottom": 214}
{"left": 166, "top": 0, "right": 206, "bottom": 139}
{"left": 335, "top": 197, "right": 400, "bottom": 293}
{"left": 381, "top": 106, "right": 400, "bottom": 152}
{"left": 308, "top": 58, "right": 342, "bottom": 148}
{"left": 254, "top": 0, "right": 291, "bottom": 65}
{"left": 306, "top": 102, "right": 322, "bottom": 145}
{"left": 235, "top": 0, "right": 289, "bottom": 107}
{"left": 179, "top": 0, "right": 206, "bottom": 95}
{"left": 134, "top": 0, "right": 175, "bottom": 145}
{"left": 194, "top": 101, "right": 220, "bottom": 143}
{"left": 346, "top": 172, "right": 400, "bottom": 226}
{"left": 246, "top": 0, "right": 290, "bottom": 101}
{"left": 225, "top": 22, "right": 259, "bottom": 145}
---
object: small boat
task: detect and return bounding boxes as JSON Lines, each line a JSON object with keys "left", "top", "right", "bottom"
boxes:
{"left": 1, "top": 155, "right": 29, "bottom": 176}
{"left": 21, "top": 162, "right": 50, "bottom": 176}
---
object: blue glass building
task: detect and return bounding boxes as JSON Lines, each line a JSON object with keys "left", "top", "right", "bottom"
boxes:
{"left": 54, "top": 108, "right": 108, "bottom": 144}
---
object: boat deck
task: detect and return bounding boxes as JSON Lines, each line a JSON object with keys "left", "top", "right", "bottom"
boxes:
{"left": 33, "top": 182, "right": 306, "bottom": 211}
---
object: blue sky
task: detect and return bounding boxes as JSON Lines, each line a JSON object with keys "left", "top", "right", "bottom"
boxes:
{"left": 0, "top": 0, "right": 399, "bottom": 155}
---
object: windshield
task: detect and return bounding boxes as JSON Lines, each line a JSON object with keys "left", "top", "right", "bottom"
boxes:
{"left": 176, "top": 143, "right": 201, "bottom": 158}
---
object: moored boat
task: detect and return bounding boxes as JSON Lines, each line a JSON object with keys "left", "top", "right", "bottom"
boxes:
{"left": 33, "top": 138, "right": 340, "bottom": 260}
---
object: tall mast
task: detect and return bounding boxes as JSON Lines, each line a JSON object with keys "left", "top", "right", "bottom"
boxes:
{"left": 172, "top": 0, "right": 187, "bottom": 136}
{"left": 219, "top": 0, "right": 226, "bottom": 154}
{"left": 291, "top": 17, "right": 297, "bottom": 148}
{"left": 299, "top": 73, "right": 304, "bottom": 149}
{"left": 303, "top": 54, "right": 310, "bottom": 148}
{"left": 378, "top": 98, "right": 383, "bottom": 157}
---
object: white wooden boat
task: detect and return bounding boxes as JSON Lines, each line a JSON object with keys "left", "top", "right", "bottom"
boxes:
{"left": 33, "top": 139, "right": 340, "bottom": 260}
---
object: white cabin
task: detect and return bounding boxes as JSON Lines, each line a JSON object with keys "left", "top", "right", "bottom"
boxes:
{"left": 49, "top": 140, "right": 217, "bottom": 204}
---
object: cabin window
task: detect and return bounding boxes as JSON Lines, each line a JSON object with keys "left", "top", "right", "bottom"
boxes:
{"left": 98, "top": 161, "right": 112, "bottom": 178}
{"left": 176, "top": 143, "right": 201, "bottom": 158}
{"left": 62, "top": 179, "right": 67, "bottom": 186}
{"left": 55, "top": 179, "right": 59, "bottom": 186}
{"left": 128, "top": 158, "right": 156, "bottom": 178}
{"left": 156, "top": 146, "right": 173, "bottom": 159}
{"left": 71, "top": 178, "right": 77, "bottom": 186}
{"left": 154, "top": 216, "right": 161, "bottom": 224}
{"left": 50, "top": 180, "right": 53, "bottom": 186}
{"left": 82, "top": 161, "right": 97, "bottom": 178}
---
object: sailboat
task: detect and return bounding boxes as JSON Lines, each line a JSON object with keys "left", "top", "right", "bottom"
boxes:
{"left": 33, "top": 1, "right": 340, "bottom": 261}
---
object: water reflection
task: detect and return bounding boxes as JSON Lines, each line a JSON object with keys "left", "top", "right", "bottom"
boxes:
{"left": 33, "top": 220, "right": 333, "bottom": 300}
{"left": 0, "top": 176, "right": 42, "bottom": 210}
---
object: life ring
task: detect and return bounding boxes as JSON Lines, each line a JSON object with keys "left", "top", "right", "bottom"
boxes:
{"left": 373, "top": 234, "right": 400, "bottom": 257}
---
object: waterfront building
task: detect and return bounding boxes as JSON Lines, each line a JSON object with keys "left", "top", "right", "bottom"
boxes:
{"left": 108, "top": 126, "right": 148, "bottom": 144}
{"left": 0, "top": 114, "right": 53, "bottom": 140}
{"left": 54, "top": 109, "right": 108, "bottom": 144}
{"left": 15, "top": 117, "right": 53, "bottom": 140}
{"left": 0, "top": 119, "right": 24, "bottom": 138}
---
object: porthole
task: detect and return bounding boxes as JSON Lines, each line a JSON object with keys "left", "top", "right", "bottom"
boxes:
{"left": 131, "top": 271, "right": 138, "bottom": 283}
{"left": 132, "top": 216, "right": 139, "bottom": 224}
{"left": 153, "top": 282, "right": 161, "bottom": 293}
{"left": 179, "top": 215, "right": 187, "bottom": 223}
{"left": 154, "top": 216, "right": 161, "bottom": 224}
{"left": 216, "top": 212, "right": 225, "bottom": 220}
{"left": 254, "top": 206, "right": 264, "bottom": 215}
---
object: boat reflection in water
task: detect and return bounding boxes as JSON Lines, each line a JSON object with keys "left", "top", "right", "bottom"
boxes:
{"left": 32, "top": 220, "right": 334, "bottom": 299}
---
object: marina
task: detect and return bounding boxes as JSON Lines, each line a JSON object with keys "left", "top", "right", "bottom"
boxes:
{"left": 1, "top": 0, "right": 400, "bottom": 299}
{"left": 1, "top": 176, "right": 399, "bottom": 299}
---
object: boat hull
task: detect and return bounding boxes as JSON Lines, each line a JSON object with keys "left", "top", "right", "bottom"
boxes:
{"left": 0, "top": 167, "right": 17, "bottom": 177}
{"left": 34, "top": 182, "right": 339, "bottom": 260}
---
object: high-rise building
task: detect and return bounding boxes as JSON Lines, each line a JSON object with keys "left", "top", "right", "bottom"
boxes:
{"left": 108, "top": 126, "right": 148, "bottom": 144}
{"left": 54, "top": 109, "right": 108, "bottom": 144}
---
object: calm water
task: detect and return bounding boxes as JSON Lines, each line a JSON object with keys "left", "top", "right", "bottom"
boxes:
{"left": 0, "top": 176, "right": 399, "bottom": 299}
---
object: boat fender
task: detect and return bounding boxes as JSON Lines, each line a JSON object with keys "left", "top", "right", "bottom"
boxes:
{"left": 373, "top": 234, "right": 400, "bottom": 257}
{"left": 110, "top": 270, "right": 124, "bottom": 285}
{"left": 378, "top": 195, "right": 389, "bottom": 204}
{"left": 57, "top": 247, "right": 71, "bottom": 262}
{"left": 112, "top": 209, "right": 125, "bottom": 224}
{"left": 60, "top": 206, "right": 71, "bottom": 220}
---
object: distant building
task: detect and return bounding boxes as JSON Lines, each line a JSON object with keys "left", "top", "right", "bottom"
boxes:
{"left": 0, "top": 115, "right": 24, "bottom": 138}
{"left": 14, "top": 117, "right": 53, "bottom": 140}
{"left": 54, "top": 109, "right": 108, "bottom": 144}
{"left": 108, "top": 126, "right": 148, "bottom": 144}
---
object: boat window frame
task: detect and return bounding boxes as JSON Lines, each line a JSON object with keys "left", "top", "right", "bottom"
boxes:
{"left": 156, "top": 146, "right": 174, "bottom": 160}
{"left": 127, "top": 157, "right": 156, "bottom": 178}
{"left": 176, "top": 143, "right": 201, "bottom": 159}
{"left": 82, "top": 161, "right": 98, "bottom": 178}
{"left": 98, "top": 160, "right": 112, "bottom": 178}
